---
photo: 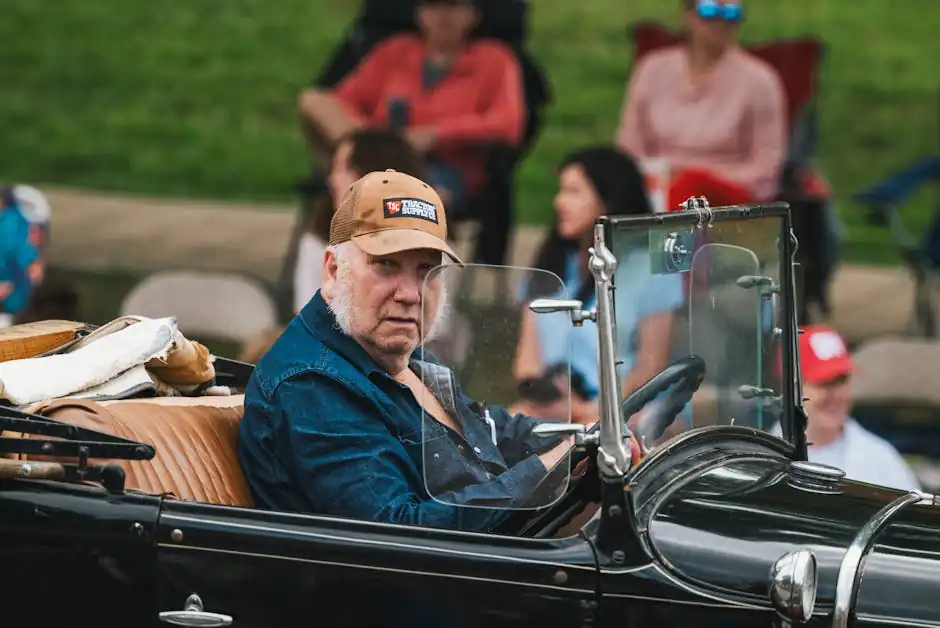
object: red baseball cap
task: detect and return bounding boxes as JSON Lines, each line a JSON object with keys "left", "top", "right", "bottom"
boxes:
{"left": 799, "top": 324, "right": 854, "bottom": 385}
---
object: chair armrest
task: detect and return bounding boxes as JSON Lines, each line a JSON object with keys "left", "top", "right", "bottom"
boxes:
{"left": 852, "top": 156, "right": 940, "bottom": 209}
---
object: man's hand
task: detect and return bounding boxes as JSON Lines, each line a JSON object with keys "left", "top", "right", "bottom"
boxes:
{"left": 537, "top": 436, "right": 574, "bottom": 471}
{"left": 406, "top": 126, "right": 438, "bottom": 153}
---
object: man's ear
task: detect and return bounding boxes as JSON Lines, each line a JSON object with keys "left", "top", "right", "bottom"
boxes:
{"left": 321, "top": 248, "right": 339, "bottom": 302}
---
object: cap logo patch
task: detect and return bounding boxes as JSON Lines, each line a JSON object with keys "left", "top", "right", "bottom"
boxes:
{"left": 809, "top": 331, "right": 846, "bottom": 361}
{"left": 383, "top": 197, "right": 438, "bottom": 223}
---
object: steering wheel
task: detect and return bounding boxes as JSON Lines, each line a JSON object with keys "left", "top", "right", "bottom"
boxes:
{"left": 627, "top": 355, "right": 706, "bottom": 447}
{"left": 496, "top": 356, "right": 706, "bottom": 538}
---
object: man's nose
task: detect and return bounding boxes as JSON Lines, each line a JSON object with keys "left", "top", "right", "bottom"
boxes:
{"left": 392, "top": 274, "right": 422, "bottom": 304}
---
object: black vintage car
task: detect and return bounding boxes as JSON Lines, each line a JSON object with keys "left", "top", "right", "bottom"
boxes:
{"left": 2, "top": 202, "right": 938, "bottom": 628}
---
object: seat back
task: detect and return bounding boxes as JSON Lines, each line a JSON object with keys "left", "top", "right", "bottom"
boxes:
{"left": 629, "top": 21, "right": 826, "bottom": 145}
{"left": 19, "top": 395, "right": 253, "bottom": 507}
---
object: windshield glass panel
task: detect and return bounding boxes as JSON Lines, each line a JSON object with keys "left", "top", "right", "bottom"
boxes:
{"left": 418, "top": 264, "right": 573, "bottom": 511}
{"left": 609, "top": 210, "right": 787, "bottom": 449}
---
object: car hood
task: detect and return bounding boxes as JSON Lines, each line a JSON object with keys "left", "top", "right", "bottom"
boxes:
{"left": 631, "top": 433, "right": 940, "bottom": 625}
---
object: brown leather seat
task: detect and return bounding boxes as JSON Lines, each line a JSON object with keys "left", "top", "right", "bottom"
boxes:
{"left": 16, "top": 395, "right": 253, "bottom": 507}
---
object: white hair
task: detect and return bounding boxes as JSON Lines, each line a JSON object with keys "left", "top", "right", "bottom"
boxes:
{"left": 326, "top": 242, "right": 450, "bottom": 342}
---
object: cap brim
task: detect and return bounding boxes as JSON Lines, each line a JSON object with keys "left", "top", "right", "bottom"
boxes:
{"left": 352, "top": 229, "right": 464, "bottom": 266}
{"left": 803, "top": 356, "right": 854, "bottom": 385}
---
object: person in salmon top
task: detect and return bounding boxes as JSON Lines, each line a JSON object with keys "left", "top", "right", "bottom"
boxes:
{"left": 298, "top": 0, "right": 525, "bottom": 213}
{"left": 615, "top": 0, "right": 787, "bottom": 210}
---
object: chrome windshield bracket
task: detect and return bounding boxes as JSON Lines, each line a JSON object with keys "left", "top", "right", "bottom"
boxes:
{"left": 528, "top": 298, "right": 596, "bottom": 327}
{"left": 588, "top": 223, "right": 631, "bottom": 479}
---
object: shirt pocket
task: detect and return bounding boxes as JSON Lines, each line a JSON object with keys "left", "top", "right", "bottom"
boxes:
{"left": 398, "top": 423, "right": 483, "bottom": 495}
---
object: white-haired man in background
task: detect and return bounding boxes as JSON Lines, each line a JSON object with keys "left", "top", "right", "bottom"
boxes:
{"left": 238, "top": 170, "right": 585, "bottom": 533}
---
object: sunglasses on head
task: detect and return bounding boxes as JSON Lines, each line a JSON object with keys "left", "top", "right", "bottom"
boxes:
{"left": 419, "top": 0, "right": 473, "bottom": 7}
{"left": 695, "top": 0, "right": 744, "bottom": 23}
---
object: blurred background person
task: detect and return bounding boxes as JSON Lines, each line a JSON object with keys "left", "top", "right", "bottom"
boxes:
{"left": 797, "top": 324, "right": 920, "bottom": 491}
{"left": 297, "top": 0, "right": 525, "bottom": 214}
{"left": 0, "top": 184, "right": 52, "bottom": 328}
{"left": 293, "top": 128, "right": 427, "bottom": 314}
{"left": 616, "top": 0, "right": 787, "bottom": 210}
{"left": 510, "top": 146, "right": 684, "bottom": 422}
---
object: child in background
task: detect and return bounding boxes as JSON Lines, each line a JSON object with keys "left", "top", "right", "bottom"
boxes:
{"left": 0, "top": 185, "right": 51, "bottom": 328}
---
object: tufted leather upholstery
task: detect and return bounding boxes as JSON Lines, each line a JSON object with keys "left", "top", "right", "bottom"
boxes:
{"left": 16, "top": 395, "right": 253, "bottom": 507}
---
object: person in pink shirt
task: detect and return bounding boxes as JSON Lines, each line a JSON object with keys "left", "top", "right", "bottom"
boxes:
{"left": 616, "top": 0, "right": 787, "bottom": 210}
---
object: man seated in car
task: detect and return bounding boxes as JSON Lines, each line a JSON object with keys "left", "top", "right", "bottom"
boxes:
{"left": 238, "top": 170, "right": 604, "bottom": 533}
{"left": 297, "top": 0, "right": 525, "bottom": 211}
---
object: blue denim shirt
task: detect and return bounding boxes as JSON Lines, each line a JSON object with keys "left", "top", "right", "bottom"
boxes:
{"left": 238, "top": 291, "right": 567, "bottom": 532}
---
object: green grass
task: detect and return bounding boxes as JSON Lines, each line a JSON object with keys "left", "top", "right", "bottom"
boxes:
{"left": 2, "top": 0, "right": 938, "bottom": 264}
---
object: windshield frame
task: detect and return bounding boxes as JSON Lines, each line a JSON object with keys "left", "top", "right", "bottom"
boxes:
{"left": 602, "top": 202, "right": 806, "bottom": 458}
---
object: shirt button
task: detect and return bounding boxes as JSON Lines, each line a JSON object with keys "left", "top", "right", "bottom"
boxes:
{"left": 433, "top": 453, "right": 440, "bottom": 460}
{"left": 474, "top": 446, "right": 481, "bottom": 454}
{"left": 486, "top": 472, "right": 493, "bottom": 479}
{"left": 458, "top": 445, "right": 465, "bottom": 452}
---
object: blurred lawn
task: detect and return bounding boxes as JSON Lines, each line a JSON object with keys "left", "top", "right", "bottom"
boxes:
{"left": 2, "top": 0, "right": 938, "bottom": 264}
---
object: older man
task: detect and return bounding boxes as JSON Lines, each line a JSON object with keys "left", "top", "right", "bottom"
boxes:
{"left": 238, "top": 170, "right": 589, "bottom": 533}
{"left": 796, "top": 325, "right": 920, "bottom": 491}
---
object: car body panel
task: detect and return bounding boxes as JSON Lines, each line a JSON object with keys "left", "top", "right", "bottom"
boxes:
{"left": 154, "top": 500, "right": 600, "bottom": 628}
{"left": 0, "top": 479, "right": 160, "bottom": 628}
{"left": 854, "top": 502, "right": 940, "bottom": 627}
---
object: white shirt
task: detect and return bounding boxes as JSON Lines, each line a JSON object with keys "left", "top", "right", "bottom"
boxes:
{"left": 774, "top": 418, "right": 921, "bottom": 491}
{"left": 293, "top": 233, "right": 327, "bottom": 314}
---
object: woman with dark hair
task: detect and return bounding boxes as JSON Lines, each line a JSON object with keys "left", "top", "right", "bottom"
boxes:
{"left": 293, "top": 128, "right": 428, "bottom": 313}
{"left": 511, "top": 146, "right": 685, "bottom": 422}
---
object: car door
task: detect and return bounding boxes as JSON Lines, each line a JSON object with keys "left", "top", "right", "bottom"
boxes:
{"left": 152, "top": 499, "right": 600, "bottom": 628}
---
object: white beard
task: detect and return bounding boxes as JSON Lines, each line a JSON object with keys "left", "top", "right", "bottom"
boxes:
{"left": 328, "top": 252, "right": 450, "bottom": 344}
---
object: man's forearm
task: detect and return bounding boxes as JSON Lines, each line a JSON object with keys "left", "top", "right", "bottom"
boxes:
{"left": 370, "top": 454, "right": 553, "bottom": 532}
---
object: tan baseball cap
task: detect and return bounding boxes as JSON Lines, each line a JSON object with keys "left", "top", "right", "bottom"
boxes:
{"left": 329, "top": 169, "right": 462, "bottom": 264}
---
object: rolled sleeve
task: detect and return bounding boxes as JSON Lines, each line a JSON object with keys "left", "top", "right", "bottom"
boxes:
{"left": 274, "top": 375, "right": 553, "bottom": 532}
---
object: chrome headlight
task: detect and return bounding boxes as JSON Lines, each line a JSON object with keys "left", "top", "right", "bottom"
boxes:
{"left": 769, "top": 548, "right": 818, "bottom": 623}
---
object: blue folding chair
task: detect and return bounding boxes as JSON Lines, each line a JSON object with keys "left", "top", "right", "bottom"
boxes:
{"left": 853, "top": 155, "right": 940, "bottom": 336}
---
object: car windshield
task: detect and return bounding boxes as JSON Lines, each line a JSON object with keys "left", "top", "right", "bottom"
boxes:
{"left": 412, "top": 204, "right": 794, "bottom": 511}
{"left": 608, "top": 206, "right": 790, "bottom": 450}
{"left": 418, "top": 264, "right": 574, "bottom": 511}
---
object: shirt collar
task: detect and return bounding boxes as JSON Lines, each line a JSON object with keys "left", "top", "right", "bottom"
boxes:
{"left": 679, "top": 45, "right": 742, "bottom": 98}
{"left": 412, "top": 38, "right": 477, "bottom": 77}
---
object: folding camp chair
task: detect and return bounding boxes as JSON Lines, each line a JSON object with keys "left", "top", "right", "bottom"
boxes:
{"left": 276, "top": 0, "right": 552, "bottom": 314}
{"left": 627, "top": 21, "right": 834, "bottom": 323}
{"left": 853, "top": 155, "right": 940, "bottom": 337}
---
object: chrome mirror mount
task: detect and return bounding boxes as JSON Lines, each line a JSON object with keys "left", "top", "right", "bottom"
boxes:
{"left": 531, "top": 422, "right": 598, "bottom": 449}
{"left": 528, "top": 298, "right": 596, "bottom": 327}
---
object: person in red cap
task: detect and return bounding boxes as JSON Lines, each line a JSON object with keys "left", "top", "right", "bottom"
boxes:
{"left": 798, "top": 324, "right": 920, "bottom": 491}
